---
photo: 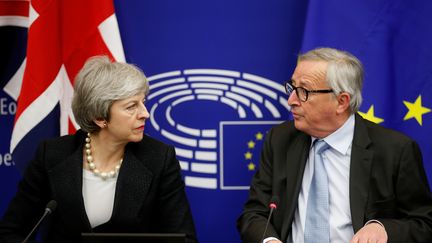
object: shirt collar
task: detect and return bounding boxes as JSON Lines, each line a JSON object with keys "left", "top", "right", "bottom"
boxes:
{"left": 312, "top": 114, "right": 355, "bottom": 155}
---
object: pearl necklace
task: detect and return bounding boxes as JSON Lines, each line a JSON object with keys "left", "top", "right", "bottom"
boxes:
{"left": 85, "top": 133, "right": 122, "bottom": 180}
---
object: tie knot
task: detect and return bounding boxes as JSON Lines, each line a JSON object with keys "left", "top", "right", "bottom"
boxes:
{"left": 314, "top": 139, "right": 329, "bottom": 154}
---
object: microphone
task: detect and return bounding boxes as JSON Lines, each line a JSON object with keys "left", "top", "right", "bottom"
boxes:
{"left": 260, "top": 196, "right": 279, "bottom": 243}
{"left": 22, "top": 200, "right": 57, "bottom": 243}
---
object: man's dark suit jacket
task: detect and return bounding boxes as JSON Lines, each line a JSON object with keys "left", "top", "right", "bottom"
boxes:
{"left": 0, "top": 130, "right": 197, "bottom": 243}
{"left": 238, "top": 114, "right": 432, "bottom": 243}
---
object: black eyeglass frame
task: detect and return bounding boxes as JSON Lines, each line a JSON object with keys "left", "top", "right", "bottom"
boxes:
{"left": 284, "top": 80, "right": 334, "bottom": 102}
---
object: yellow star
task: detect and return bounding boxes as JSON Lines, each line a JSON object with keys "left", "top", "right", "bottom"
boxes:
{"left": 255, "top": 132, "right": 263, "bottom": 140}
{"left": 247, "top": 140, "right": 255, "bottom": 149}
{"left": 403, "top": 95, "right": 431, "bottom": 126}
{"left": 358, "top": 105, "right": 384, "bottom": 124}
{"left": 247, "top": 162, "right": 256, "bottom": 171}
{"left": 244, "top": 151, "right": 252, "bottom": 160}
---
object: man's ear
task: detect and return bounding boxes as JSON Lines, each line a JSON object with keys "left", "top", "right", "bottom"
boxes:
{"left": 336, "top": 92, "right": 351, "bottom": 114}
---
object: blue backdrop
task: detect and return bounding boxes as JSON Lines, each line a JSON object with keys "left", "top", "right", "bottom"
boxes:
{"left": 1, "top": 1, "right": 431, "bottom": 243}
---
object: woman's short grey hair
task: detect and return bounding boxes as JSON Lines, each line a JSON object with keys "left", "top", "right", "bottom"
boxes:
{"left": 299, "top": 47, "right": 363, "bottom": 113}
{"left": 72, "top": 56, "right": 148, "bottom": 133}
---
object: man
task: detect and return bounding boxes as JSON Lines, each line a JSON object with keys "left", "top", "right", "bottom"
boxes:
{"left": 237, "top": 47, "right": 432, "bottom": 243}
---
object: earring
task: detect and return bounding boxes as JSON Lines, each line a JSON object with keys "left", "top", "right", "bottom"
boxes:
{"left": 103, "top": 121, "right": 107, "bottom": 128}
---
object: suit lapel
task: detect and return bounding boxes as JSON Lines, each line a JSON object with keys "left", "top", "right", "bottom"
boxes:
{"left": 48, "top": 141, "right": 92, "bottom": 232}
{"left": 110, "top": 146, "right": 153, "bottom": 223}
{"left": 49, "top": 137, "right": 153, "bottom": 231}
{"left": 281, "top": 133, "right": 311, "bottom": 239}
{"left": 349, "top": 114, "right": 373, "bottom": 232}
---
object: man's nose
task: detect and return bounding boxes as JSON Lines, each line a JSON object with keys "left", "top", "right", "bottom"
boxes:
{"left": 287, "top": 90, "right": 299, "bottom": 106}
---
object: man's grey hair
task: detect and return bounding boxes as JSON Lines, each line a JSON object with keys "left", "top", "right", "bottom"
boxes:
{"left": 299, "top": 47, "right": 363, "bottom": 113}
{"left": 72, "top": 56, "right": 148, "bottom": 133}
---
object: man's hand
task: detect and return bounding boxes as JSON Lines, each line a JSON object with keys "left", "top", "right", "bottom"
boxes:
{"left": 350, "top": 222, "right": 388, "bottom": 243}
{"left": 266, "top": 240, "right": 282, "bottom": 243}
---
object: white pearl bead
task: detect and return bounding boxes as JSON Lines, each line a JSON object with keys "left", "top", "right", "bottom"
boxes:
{"left": 85, "top": 133, "right": 122, "bottom": 180}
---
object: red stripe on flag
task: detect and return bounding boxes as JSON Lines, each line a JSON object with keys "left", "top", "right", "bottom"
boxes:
{"left": 68, "top": 118, "right": 76, "bottom": 134}
{"left": 0, "top": 0, "right": 29, "bottom": 17}
{"left": 15, "top": 0, "right": 116, "bottom": 123}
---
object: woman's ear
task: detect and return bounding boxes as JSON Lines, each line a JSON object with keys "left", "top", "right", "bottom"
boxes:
{"left": 94, "top": 119, "right": 107, "bottom": 128}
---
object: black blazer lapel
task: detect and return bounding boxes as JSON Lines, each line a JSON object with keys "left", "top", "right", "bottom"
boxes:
{"left": 48, "top": 143, "right": 92, "bottom": 232}
{"left": 281, "top": 134, "right": 311, "bottom": 240}
{"left": 110, "top": 147, "right": 153, "bottom": 224}
{"left": 349, "top": 114, "right": 373, "bottom": 232}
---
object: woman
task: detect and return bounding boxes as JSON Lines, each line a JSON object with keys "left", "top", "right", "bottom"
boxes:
{"left": 0, "top": 56, "right": 197, "bottom": 242}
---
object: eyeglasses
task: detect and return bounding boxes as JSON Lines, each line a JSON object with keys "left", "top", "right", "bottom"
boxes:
{"left": 284, "top": 80, "right": 333, "bottom": 102}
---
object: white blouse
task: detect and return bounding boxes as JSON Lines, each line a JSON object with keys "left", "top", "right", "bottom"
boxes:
{"left": 82, "top": 169, "right": 118, "bottom": 228}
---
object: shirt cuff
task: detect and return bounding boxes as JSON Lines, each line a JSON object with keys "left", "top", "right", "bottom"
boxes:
{"left": 263, "top": 237, "right": 280, "bottom": 243}
{"left": 365, "top": 219, "right": 386, "bottom": 230}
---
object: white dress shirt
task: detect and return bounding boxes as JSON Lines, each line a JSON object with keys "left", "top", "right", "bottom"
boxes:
{"left": 288, "top": 114, "right": 355, "bottom": 243}
{"left": 264, "top": 115, "right": 356, "bottom": 243}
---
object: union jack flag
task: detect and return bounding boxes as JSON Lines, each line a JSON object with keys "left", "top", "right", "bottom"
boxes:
{"left": 1, "top": 0, "right": 28, "bottom": 98}
{"left": 4, "top": 0, "right": 125, "bottom": 169}
{"left": 0, "top": 0, "right": 125, "bottom": 171}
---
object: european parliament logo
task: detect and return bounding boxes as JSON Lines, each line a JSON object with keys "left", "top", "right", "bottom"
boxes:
{"left": 146, "top": 69, "right": 289, "bottom": 190}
